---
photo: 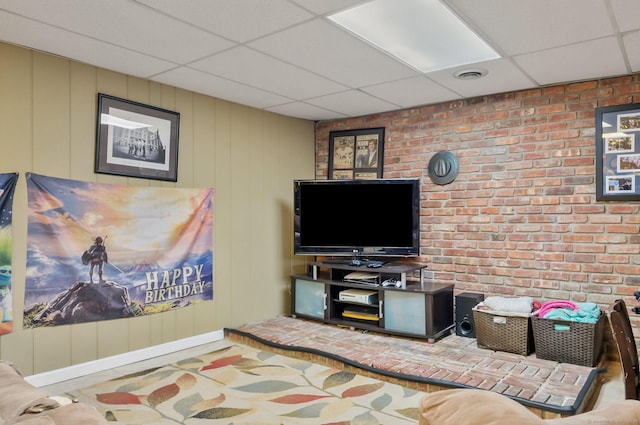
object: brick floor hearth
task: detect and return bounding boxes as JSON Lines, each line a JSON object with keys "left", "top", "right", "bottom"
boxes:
{"left": 225, "top": 315, "right": 605, "bottom": 419}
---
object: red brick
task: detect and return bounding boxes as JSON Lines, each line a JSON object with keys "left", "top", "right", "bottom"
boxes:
{"left": 315, "top": 73, "right": 640, "bottom": 316}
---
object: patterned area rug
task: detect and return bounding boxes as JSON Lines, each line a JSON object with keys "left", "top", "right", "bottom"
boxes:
{"left": 73, "top": 343, "right": 428, "bottom": 424}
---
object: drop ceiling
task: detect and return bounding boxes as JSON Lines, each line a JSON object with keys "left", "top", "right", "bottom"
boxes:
{"left": 0, "top": 0, "right": 638, "bottom": 121}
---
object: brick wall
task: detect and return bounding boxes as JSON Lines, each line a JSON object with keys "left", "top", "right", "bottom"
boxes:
{"left": 315, "top": 74, "right": 640, "bottom": 315}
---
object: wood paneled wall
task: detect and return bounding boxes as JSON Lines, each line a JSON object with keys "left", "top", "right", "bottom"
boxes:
{"left": 0, "top": 42, "right": 315, "bottom": 375}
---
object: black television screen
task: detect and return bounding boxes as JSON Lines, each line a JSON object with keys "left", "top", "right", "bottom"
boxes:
{"left": 294, "top": 179, "right": 420, "bottom": 257}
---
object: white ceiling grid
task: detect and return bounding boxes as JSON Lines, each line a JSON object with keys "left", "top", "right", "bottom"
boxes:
{"left": 0, "top": 0, "right": 637, "bottom": 121}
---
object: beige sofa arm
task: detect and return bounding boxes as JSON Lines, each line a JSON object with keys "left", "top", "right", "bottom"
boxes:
{"left": 12, "top": 403, "right": 107, "bottom": 425}
{"left": 419, "top": 388, "right": 640, "bottom": 425}
{"left": 0, "top": 362, "right": 51, "bottom": 421}
{"left": 0, "top": 360, "right": 107, "bottom": 424}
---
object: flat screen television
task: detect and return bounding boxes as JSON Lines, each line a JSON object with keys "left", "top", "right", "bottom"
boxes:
{"left": 294, "top": 178, "right": 420, "bottom": 257}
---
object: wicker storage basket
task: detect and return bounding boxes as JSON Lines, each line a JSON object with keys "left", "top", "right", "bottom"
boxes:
{"left": 473, "top": 308, "right": 534, "bottom": 356}
{"left": 531, "top": 312, "right": 605, "bottom": 367}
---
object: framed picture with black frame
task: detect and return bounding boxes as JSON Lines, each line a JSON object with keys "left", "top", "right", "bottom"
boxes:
{"left": 95, "top": 93, "right": 180, "bottom": 182}
{"left": 595, "top": 102, "right": 640, "bottom": 201}
{"left": 328, "top": 127, "right": 384, "bottom": 179}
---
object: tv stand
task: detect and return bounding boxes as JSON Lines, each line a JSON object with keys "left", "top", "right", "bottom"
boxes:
{"left": 290, "top": 260, "right": 454, "bottom": 341}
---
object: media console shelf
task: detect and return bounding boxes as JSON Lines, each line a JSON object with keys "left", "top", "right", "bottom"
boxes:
{"left": 291, "top": 261, "right": 454, "bottom": 341}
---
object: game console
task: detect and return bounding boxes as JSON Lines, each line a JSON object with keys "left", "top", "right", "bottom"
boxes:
{"left": 338, "top": 289, "right": 378, "bottom": 305}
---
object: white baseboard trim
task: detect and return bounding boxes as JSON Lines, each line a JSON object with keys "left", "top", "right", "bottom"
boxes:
{"left": 25, "top": 329, "right": 225, "bottom": 387}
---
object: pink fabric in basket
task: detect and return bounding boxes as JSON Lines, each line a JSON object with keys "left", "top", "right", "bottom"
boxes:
{"left": 538, "top": 300, "right": 578, "bottom": 318}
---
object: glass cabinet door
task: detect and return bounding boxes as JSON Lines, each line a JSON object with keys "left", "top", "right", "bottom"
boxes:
{"left": 383, "top": 290, "right": 426, "bottom": 335}
{"left": 293, "top": 278, "right": 326, "bottom": 319}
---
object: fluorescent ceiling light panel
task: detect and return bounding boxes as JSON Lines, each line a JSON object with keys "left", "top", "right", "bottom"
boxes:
{"left": 328, "top": 0, "right": 499, "bottom": 73}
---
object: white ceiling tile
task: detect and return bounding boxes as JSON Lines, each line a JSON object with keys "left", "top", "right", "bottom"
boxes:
{"left": 248, "top": 18, "right": 419, "bottom": 87}
{"left": 189, "top": 46, "right": 348, "bottom": 100}
{"left": 513, "top": 37, "right": 628, "bottom": 85}
{"left": 449, "top": 0, "right": 614, "bottom": 55}
{"left": 427, "top": 59, "right": 536, "bottom": 98}
{"left": 0, "top": 0, "right": 636, "bottom": 120}
{"left": 134, "top": 0, "right": 313, "bottom": 42}
{"left": 152, "top": 67, "right": 291, "bottom": 108}
{"left": 623, "top": 31, "right": 640, "bottom": 72}
{"left": 306, "top": 90, "right": 400, "bottom": 117}
{"left": 0, "top": 11, "right": 175, "bottom": 78}
{"left": 0, "top": 0, "right": 233, "bottom": 63}
{"left": 361, "top": 76, "right": 460, "bottom": 108}
{"left": 266, "top": 102, "right": 348, "bottom": 121}
{"left": 610, "top": 0, "right": 640, "bottom": 32}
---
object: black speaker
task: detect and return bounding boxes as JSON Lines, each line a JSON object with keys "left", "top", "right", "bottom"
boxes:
{"left": 456, "top": 292, "right": 484, "bottom": 338}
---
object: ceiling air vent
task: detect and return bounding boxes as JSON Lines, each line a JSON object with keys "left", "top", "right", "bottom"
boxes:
{"left": 453, "top": 69, "right": 487, "bottom": 80}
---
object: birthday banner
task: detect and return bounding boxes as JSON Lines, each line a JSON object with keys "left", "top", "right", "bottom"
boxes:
{"left": 24, "top": 173, "right": 213, "bottom": 328}
{"left": 0, "top": 173, "right": 18, "bottom": 335}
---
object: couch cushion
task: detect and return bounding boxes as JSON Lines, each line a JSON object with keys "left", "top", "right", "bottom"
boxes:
{"left": 9, "top": 416, "right": 55, "bottom": 425}
{"left": 12, "top": 403, "right": 107, "bottom": 425}
{"left": 419, "top": 389, "right": 543, "bottom": 425}
{"left": 0, "top": 362, "right": 50, "bottom": 423}
{"left": 545, "top": 400, "right": 640, "bottom": 425}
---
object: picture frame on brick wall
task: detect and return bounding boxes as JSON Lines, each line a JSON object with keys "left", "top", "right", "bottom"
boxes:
{"left": 595, "top": 102, "right": 640, "bottom": 201}
{"left": 328, "top": 128, "right": 384, "bottom": 179}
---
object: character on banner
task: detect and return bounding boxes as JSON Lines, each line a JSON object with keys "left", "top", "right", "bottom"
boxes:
{"left": 0, "top": 265, "right": 11, "bottom": 322}
{"left": 82, "top": 236, "right": 109, "bottom": 283}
